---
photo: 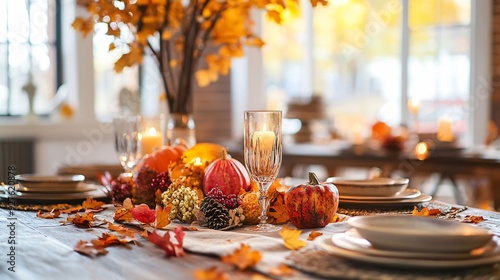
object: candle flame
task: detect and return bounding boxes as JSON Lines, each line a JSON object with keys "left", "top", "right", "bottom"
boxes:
{"left": 148, "top": 127, "right": 157, "bottom": 135}
{"left": 194, "top": 157, "right": 202, "bottom": 166}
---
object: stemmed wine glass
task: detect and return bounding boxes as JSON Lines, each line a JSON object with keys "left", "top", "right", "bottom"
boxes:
{"left": 244, "top": 110, "right": 282, "bottom": 232}
{"left": 113, "top": 115, "right": 141, "bottom": 175}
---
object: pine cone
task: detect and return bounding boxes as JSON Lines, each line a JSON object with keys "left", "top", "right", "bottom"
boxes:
{"left": 200, "top": 197, "right": 230, "bottom": 230}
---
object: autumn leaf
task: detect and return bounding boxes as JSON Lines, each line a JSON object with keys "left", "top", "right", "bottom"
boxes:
{"left": 180, "top": 225, "right": 199, "bottom": 231}
{"left": 193, "top": 266, "right": 229, "bottom": 280}
{"left": 91, "top": 233, "right": 135, "bottom": 248}
{"left": 61, "top": 205, "right": 83, "bottom": 214}
{"left": 310, "top": 0, "right": 328, "bottom": 7}
{"left": 36, "top": 209, "right": 61, "bottom": 219}
{"left": 412, "top": 206, "right": 430, "bottom": 216}
{"left": 114, "top": 207, "right": 134, "bottom": 223}
{"left": 267, "top": 191, "right": 289, "bottom": 224}
{"left": 331, "top": 213, "right": 347, "bottom": 223}
{"left": 269, "top": 264, "right": 296, "bottom": 277}
{"left": 62, "top": 212, "right": 95, "bottom": 227}
{"left": 130, "top": 204, "right": 156, "bottom": 225}
{"left": 148, "top": 226, "right": 185, "bottom": 257}
{"left": 279, "top": 225, "right": 307, "bottom": 250}
{"left": 74, "top": 240, "right": 108, "bottom": 257}
{"left": 221, "top": 244, "right": 262, "bottom": 270}
{"left": 307, "top": 230, "right": 323, "bottom": 241}
{"left": 154, "top": 204, "right": 172, "bottom": 229}
{"left": 108, "top": 222, "right": 137, "bottom": 238}
{"left": 429, "top": 209, "right": 442, "bottom": 216}
{"left": 82, "top": 197, "right": 105, "bottom": 210}
{"left": 462, "top": 215, "right": 485, "bottom": 224}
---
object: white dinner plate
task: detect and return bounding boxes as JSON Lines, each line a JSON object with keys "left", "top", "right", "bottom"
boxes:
{"left": 316, "top": 235, "right": 500, "bottom": 270}
{"left": 339, "top": 193, "right": 432, "bottom": 206}
{"left": 0, "top": 183, "right": 107, "bottom": 202}
{"left": 332, "top": 229, "right": 499, "bottom": 260}
{"left": 340, "top": 188, "right": 421, "bottom": 201}
{"left": 347, "top": 215, "right": 493, "bottom": 253}
{"left": 14, "top": 183, "right": 98, "bottom": 193}
{"left": 326, "top": 177, "right": 409, "bottom": 197}
{"left": 15, "top": 174, "right": 85, "bottom": 190}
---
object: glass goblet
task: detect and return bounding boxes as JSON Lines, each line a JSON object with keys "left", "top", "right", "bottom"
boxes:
{"left": 113, "top": 115, "right": 141, "bottom": 175}
{"left": 244, "top": 110, "right": 283, "bottom": 232}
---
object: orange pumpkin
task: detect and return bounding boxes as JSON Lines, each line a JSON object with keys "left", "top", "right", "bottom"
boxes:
{"left": 141, "top": 145, "right": 184, "bottom": 172}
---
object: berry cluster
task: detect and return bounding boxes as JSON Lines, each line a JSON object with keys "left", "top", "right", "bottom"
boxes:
{"left": 111, "top": 176, "right": 134, "bottom": 203}
{"left": 151, "top": 172, "right": 172, "bottom": 195}
{"left": 206, "top": 188, "right": 240, "bottom": 209}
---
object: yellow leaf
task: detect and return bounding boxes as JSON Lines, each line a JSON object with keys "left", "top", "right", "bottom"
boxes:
{"left": 412, "top": 206, "right": 429, "bottom": 216}
{"left": 330, "top": 213, "right": 346, "bottom": 223}
{"left": 154, "top": 204, "right": 172, "bottom": 229}
{"left": 279, "top": 224, "right": 306, "bottom": 250}
{"left": 221, "top": 244, "right": 262, "bottom": 270}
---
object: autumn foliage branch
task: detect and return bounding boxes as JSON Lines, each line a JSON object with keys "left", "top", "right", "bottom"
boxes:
{"left": 73, "top": 0, "right": 327, "bottom": 113}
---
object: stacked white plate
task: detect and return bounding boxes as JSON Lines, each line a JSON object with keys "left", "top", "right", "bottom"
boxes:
{"left": 326, "top": 177, "right": 431, "bottom": 207}
{"left": 316, "top": 215, "right": 500, "bottom": 269}
{"left": 0, "top": 174, "right": 107, "bottom": 202}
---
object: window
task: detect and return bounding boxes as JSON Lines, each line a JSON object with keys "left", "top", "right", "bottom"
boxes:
{"left": 0, "top": 0, "right": 62, "bottom": 116}
{"left": 261, "top": 0, "right": 475, "bottom": 143}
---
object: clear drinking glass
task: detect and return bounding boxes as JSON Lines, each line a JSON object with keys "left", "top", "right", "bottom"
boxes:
{"left": 113, "top": 115, "right": 141, "bottom": 174}
{"left": 244, "top": 110, "right": 283, "bottom": 232}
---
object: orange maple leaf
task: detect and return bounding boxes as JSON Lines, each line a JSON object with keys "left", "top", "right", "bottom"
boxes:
{"left": 36, "top": 209, "right": 61, "bottom": 219}
{"left": 154, "top": 204, "right": 172, "bottom": 229}
{"left": 193, "top": 266, "right": 229, "bottom": 280}
{"left": 63, "top": 212, "right": 95, "bottom": 227}
{"left": 113, "top": 198, "right": 134, "bottom": 222}
{"left": 108, "top": 222, "right": 137, "bottom": 238}
{"left": 60, "top": 205, "right": 83, "bottom": 214}
{"left": 307, "top": 230, "right": 323, "bottom": 241}
{"left": 91, "top": 233, "right": 134, "bottom": 248}
{"left": 279, "top": 225, "right": 307, "bottom": 250}
{"left": 221, "top": 244, "right": 262, "bottom": 271}
{"left": 74, "top": 240, "right": 108, "bottom": 257}
{"left": 267, "top": 192, "right": 289, "bottom": 224}
{"left": 82, "top": 197, "right": 105, "bottom": 210}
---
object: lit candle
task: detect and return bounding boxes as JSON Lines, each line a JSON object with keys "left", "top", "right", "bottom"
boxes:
{"left": 407, "top": 98, "right": 421, "bottom": 114}
{"left": 437, "top": 117, "right": 454, "bottom": 142}
{"left": 252, "top": 127, "right": 276, "bottom": 154}
{"left": 192, "top": 157, "right": 204, "bottom": 172}
{"left": 140, "top": 127, "right": 163, "bottom": 154}
{"left": 414, "top": 142, "right": 429, "bottom": 160}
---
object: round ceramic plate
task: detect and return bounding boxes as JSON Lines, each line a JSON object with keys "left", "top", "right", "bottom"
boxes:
{"left": 0, "top": 183, "right": 107, "bottom": 202}
{"left": 15, "top": 174, "right": 85, "bottom": 190}
{"left": 326, "top": 177, "right": 409, "bottom": 197}
{"left": 316, "top": 235, "right": 500, "bottom": 270}
{"left": 13, "top": 183, "right": 98, "bottom": 193}
{"left": 347, "top": 215, "right": 493, "bottom": 253}
{"left": 340, "top": 188, "right": 421, "bottom": 201}
{"left": 332, "top": 229, "right": 499, "bottom": 260}
{"left": 339, "top": 193, "right": 432, "bottom": 207}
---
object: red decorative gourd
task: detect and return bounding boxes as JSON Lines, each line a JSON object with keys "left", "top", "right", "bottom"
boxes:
{"left": 203, "top": 149, "right": 251, "bottom": 196}
{"left": 285, "top": 172, "right": 339, "bottom": 229}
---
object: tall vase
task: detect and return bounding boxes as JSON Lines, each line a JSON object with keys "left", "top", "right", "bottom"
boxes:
{"left": 167, "top": 113, "right": 196, "bottom": 147}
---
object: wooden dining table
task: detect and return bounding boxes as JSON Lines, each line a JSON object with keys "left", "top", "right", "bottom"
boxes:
{"left": 2, "top": 198, "right": 500, "bottom": 280}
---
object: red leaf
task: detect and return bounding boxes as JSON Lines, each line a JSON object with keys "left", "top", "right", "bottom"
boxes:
{"left": 148, "top": 226, "right": 185, "bottom": 257}
{"left": 130, "top": 204, "right": 156, "bottom": 224}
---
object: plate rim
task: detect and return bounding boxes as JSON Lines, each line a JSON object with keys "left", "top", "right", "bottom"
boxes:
{"left": 15, "top": 174, "right": 85, "bottom": 183}
{"left": 339, "top": 193, "right": 432, "bottom": 205}
{"left": 340, "top": 188, "right": 421, "bottom": 201}
{"left": 326, "top": 177, "right": 409, "bottom": 186}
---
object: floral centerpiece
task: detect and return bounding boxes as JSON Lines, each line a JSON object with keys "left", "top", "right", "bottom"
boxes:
{"left": 72, "top": 0, "right": 327, "bottom": 116}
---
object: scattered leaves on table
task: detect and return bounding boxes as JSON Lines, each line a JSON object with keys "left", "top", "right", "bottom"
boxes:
{"left": 131, "top": 204, "right": 156, "bottom": 225}
{"left": 74, "top": 240, "right": 108, "bottom": 257}
{"left": 108, "top": 222, "right": 137, "bottom": 238}
{"left": 154, "top": 204, "right": 172, "bottom": 229}
{"left": 147, "top": 226, "right": 185, "bottom": 257}
{"left": 193, "top": 266, "right": 229, "bottom": 280}
{"left": 279, "top": 225, "right": 307, "bottom": 250}
{"left": 36, "top": 209, "right": 61, "bottom": 219}
{"left": 307, "top": 230, "right": 323, "bottom": 241}
{"left": 412, "top": 206, "right": 442, "bottom": 217}
{"left": 269, "top": 264, "right": 296, "bottom": 277}
{"left": 82, "top": 197, "right": 105, "bottom": 210}
{"left": 221, "top": 244, "right": 262, "bottom": 270}
{"left": 461, "top": 215, "right": 485, "bottom": 224}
